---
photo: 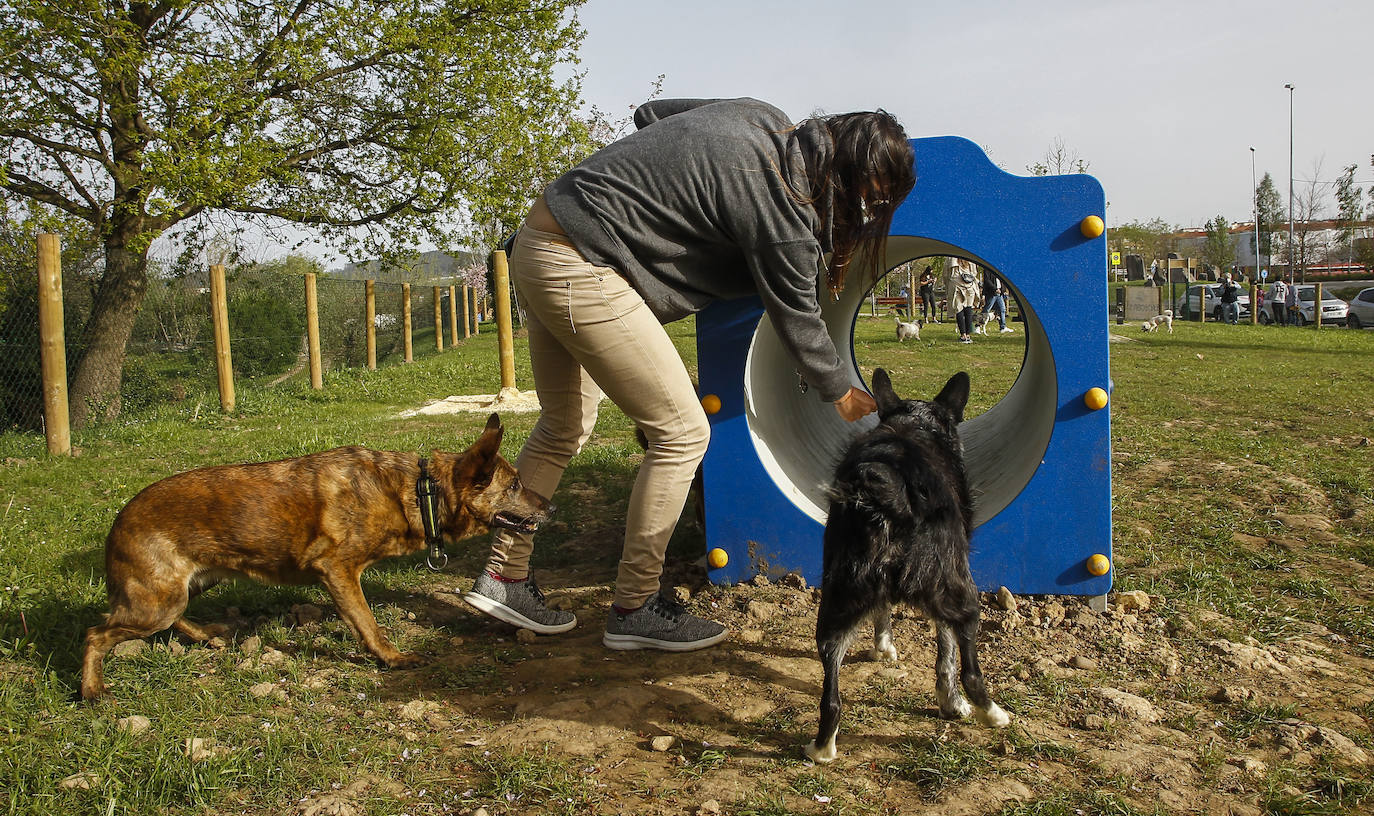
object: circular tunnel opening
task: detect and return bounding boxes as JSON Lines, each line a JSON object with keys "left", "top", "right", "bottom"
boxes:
{"left": 742, "top": 237, "right": 1057, "bottom": 528}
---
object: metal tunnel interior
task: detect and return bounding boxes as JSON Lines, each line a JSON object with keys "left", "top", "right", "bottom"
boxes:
{"left": 741, "top": 235, "right": 1057, "bottom": 527}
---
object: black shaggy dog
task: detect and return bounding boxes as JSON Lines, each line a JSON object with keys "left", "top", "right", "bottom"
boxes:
{"left": 804, "top": 369, "right": 1009, "bottom": 763}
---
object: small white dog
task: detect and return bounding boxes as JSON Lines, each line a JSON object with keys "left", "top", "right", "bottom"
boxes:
{"left": 894, "top": 313, "right": 922, "bottom": 342}
{"left": 1141, "top": 310, "right": 1174, "bottom": 334}
{"left": 970, "top": 310, "right": 992, "bottom": 336}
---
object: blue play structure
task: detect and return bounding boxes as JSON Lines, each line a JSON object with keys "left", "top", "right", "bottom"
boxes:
{"left": 695, "top": 136, "right": 1112, "bottom": 596}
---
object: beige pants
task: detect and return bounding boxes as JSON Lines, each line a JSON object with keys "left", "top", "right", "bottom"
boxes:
{"left": 484, "top": 225, "right": 710, "bottom": 608}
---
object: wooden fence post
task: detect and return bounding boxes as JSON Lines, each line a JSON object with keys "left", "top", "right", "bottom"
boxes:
{"left": 365, "top": 279, "right": 377, "bottom": 370}
{"left": 1315, "top": 283, "right": 1323, "bottom": 329}
{"left": 209, "top": 264, "right": 235, "bottom": 413}
{"left": 433, "top": 286, "right": 444, "bottom": 351}
{"left": 36, "top": 234, "right": 70, "bottom": 455}
{"left": 448, "top": 284, "right": 458, "bottom": 345}
{"left": 1250, "top": 285, "right": 1259, "bottom": 325}
{"left": 305, "top": 272, "right": 323, "bottom": 389}
{"left": 492, "top": 251, "right": 516, "bottom": 390}
{"left": 460, "top": 286, "right": 471, "bottom": 339}
{"left": 402, "top": 283, "right": 413, "bottom": 363}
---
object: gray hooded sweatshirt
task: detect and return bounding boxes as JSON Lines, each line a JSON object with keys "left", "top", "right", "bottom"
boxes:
{"left": 542, "top": 97, "right": 850, "bottom": 402}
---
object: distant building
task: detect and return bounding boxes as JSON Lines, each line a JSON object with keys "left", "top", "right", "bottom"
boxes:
{"left": 1172, "top": 219, "right": 1372, "bottom": 280}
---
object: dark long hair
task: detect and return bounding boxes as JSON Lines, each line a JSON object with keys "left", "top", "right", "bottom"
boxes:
{"left": 815, "top": 110, "right": 915, "bottom": 295}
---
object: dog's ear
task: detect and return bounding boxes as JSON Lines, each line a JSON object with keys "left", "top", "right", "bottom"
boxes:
{"left": 466, "top": 414, "right": 505, "bottom": 482}
{"left": 870, "top": 368, "right": 900, "bottom": 413}
{"left": 935, "top": 372, "right": 970, "bottom": 422}
{"left": 480, "top": 409, "right": 508, "bottom": 447}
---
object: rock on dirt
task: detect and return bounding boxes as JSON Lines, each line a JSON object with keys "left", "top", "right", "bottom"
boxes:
{"left": 1117, "top": 590, "right": 1152, "bottom": 613}
{"left": 995, "top": 586, "right": 1017, "bottom": 610}
{"left": 1211, "top": 686, "right": 1256, "bottom": 704}
{"left": 399, "top": 700, "right": 440, "bottom": 721}
{"left": 250, "top": 681, "right": 286, "bottom": 700}
{"left": 291, "top": 603, "right": 325, "bottom": 625}
{"left": 1207, "top": 639, "right": 1289, "bottom": 675}
{"left": 1092, "top": 687, "right": 1161, "bottom": 723}
{"left": 112, "top": 639, "right": 148, "bottom": 657}
{"left": 650, "top": 735, "right": 676, "bottom": 752}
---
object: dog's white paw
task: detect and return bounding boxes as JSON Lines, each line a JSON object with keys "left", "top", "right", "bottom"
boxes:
{"left": 939, "top": 696, "right": 973, "bottom": 720}
{"left": 804, "top": 738, "right": 838, "bottom": 764}
{"left": 869, "top": 643, "right": 899, "bottom": 663}
{"left": 976, "top": 702, "right": 1011, "bottom": 728}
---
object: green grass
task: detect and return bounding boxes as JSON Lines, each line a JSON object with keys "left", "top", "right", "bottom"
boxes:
{"left": 882, "top": 736, "right": 995, "bottom": 798}
{"left": 1, "top": 308, "right": 1373, "bottom": 814}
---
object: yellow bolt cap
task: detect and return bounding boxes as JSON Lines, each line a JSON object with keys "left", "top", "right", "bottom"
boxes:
{"left": 1084, "top": 387, "right": 1109, "bottom": 410}
{"left": 707, "top": 548, "right": 729, "bottom": 569}
{"left": 1086, "top": 553, "right": 1110, "bottom": 576}
{"left": 701, "top": 394, "right": 722, "bottom": 415}
{"left": 1080, "top": 215, "right": 1105, "bottom": 238}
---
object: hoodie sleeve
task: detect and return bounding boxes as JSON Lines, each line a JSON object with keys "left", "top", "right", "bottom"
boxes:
{"left": 744, "top": 241, "right": 851, "bottom": 403}
{"left": 633, "top": 99, "right": 724, "bottom": 129}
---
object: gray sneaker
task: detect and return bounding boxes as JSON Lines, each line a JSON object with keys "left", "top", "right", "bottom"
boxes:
{"left": 463, "top": 572, "right": 576, "bottom": 634}
{"left": 603, "top": 592, "right": 728, "bottom": 652}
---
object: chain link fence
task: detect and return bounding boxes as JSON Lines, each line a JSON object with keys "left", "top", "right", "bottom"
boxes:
{"left": 1, "top": 238, "right": 491, "bottom": 437}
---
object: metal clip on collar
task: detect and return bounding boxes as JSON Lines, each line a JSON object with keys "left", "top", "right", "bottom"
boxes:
{"left": 417, "top": 458, "right": 447, "bottom": 571}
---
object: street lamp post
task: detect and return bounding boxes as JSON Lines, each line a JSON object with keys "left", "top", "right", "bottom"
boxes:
{"left": 1285, "top": 83, "right": 1296, "bottom": 283}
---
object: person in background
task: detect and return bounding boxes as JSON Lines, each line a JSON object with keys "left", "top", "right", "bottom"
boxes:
{"left": 1267, "top": 275, "right": 1289, "bottom": 326}
{"left": 947, "top": 257, "right": 980, "bottom": 344}
{"left": 1218, "top": 272, "right": 1241, "bottom": 324}
{"left": 461, "top": 97, "right": 916, "bottom": 652}
{"left": 1284, "top": 275, "right": 1300, "bottom": 325}
{"left": 980, "top": 268, "right": 1013, "bottom": 333}
{"left": 918, "top": 265, "right": 937, "bottom": 322}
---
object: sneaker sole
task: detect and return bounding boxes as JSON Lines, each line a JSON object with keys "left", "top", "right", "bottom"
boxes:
{"left": 462, "top": 591, "right": 577, "bottom": 635}
{"left": 602, "top": 629, "right": 729, "bottom": 652}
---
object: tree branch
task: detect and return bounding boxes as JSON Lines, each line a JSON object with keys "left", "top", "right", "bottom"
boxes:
{"left": 2, "top": 173, "right": 94, "bottom": 221}
{"left": 1, "top": 127, "right": 108, "bottom": 165}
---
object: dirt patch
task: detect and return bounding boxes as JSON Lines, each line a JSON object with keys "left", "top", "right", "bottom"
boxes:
{"left": 225, "top": 549, "right": 1374, "bottom": 816}
{"left": 397, "top": 387, "right": 545, "bottom": 416}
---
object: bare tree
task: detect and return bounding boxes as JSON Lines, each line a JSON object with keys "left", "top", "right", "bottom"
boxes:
{"left": 1026, "top": 137, "right": 1091, "bottom": 176}
{"left": 1286, "top": 158, "right": 1326, "bottom": 282}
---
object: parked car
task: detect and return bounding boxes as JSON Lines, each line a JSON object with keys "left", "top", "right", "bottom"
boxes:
{"left": 1173, "top": 284, "right": 1251, "bottom": 322}
{"left": 1346, "top": 287, "right": 1374, "bottom": 329}
{"left": 1258, "top": 285, "right": 1349, "bottom": 326}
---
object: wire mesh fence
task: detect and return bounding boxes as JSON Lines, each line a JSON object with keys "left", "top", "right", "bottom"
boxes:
{"left": 0, "top": 264, "right": 44, "bottom": 431}
{"left": 1, "top": 237, "right": 492, "bottom": 438}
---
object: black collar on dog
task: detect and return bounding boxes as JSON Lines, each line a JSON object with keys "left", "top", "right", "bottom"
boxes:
{"left": 416, "top": 458, "right": 447, "bottom": 571}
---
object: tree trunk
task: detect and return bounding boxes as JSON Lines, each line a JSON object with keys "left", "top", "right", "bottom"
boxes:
{"left": 68, "top": 225, "right": 149, "bottom": 429}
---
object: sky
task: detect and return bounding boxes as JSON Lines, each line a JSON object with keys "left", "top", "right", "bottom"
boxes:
{"left": 261, "top": 0, "right": 1372, "bottom": 266}
{"left": 570, "top": 0, "right": 1373, "bottom": 230}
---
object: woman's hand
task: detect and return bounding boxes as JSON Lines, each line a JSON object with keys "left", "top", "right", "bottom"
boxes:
{"left": 833, "top": 386, "right": 876, "bottom": 421}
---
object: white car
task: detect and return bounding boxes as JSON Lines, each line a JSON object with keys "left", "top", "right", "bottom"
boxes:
{"left": 1173, "top": 284, "right": 1251, "bottom": 322}
{"left": 1346, "top": 287, "right": 1374, "bottom": 329}
{"left": 1259, "top": 285, "right": 1349, "bottom": 326}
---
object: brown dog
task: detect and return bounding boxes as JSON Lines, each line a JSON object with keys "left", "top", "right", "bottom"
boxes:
{"left": 81, "top": 413, "right": 549, "bottom": 701}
